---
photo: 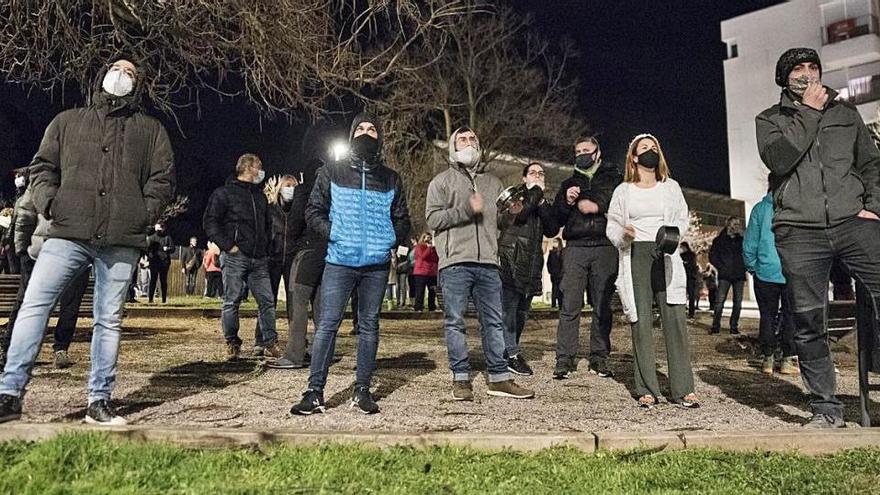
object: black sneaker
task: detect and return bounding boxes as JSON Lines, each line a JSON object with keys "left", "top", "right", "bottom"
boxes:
{"left": 351, "top": 386, "right": 380, "bottom": 414}
{"left": 507, "top": 355, "right": 533, "bottom": 376}
{"left": 589, "top": 361, "right": 614, "bottom": 378}
{"left": 553, "top": 359, "right": 573, "bottom": 380}
{"left": 805, "top": 413, "right": 846, "bottom": 429}
{"left": 0, "top": 394, "right": 22, "bottom": 423}
{"left": 709, "top": 328, "right": 720, "bottom": 335}
{"left": 85, "top": 400, "right": 127, "bottom": 426}
{"left": 730, "top": 328, "right": 740, "bottom": 335}
{"left": 290, "top": 389, "right": 325, "bottom": 415}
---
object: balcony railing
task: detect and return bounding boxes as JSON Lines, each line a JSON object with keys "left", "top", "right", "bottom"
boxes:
{"left": 822, "top": 14, "right": 880, "bottom": 45}
{"left": 838, "top": 74, "right": 880, "bottom": 105}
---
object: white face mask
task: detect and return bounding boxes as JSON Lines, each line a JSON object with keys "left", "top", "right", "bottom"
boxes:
{"left": 280, "top": 186, "right": 295, "bottom": 201}
{"left": 254, "top": 169, "right": 266, "bottom": 184}
{"left": 102, "top": 68, "right": 134, "bottom": 97}
{"left": 453, "top": 147, "right": 481, "bottom": 169}
{"left": 14, "top": 176, "right": 26, "bottom": 189}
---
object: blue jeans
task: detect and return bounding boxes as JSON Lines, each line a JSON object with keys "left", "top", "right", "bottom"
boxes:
{"left": 221, "top": 252, "right": 277, "bottom": 346}
{"left": 502, "top": 285, "right": 532, "bottom": 358}
{"left": 308, "top": 263, "right": 388, "bottom": 392}
{"left": 439, "top": 264, "right": 510, "bottom": 383}
{"left": 0, "top": 239, "right": 138, "bottom": 403}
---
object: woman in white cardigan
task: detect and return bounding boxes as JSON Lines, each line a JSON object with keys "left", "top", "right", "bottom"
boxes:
{"left": 606, "top": 134, "right": 699, "bottom": 409}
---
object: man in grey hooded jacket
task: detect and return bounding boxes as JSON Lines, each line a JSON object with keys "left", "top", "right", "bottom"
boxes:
{"left": 425, "top": 126, "right": 534, "bottom": 401}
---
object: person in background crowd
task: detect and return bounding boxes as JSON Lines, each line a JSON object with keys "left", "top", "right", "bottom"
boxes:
{"left": 755, "top": 48, "right": 880, "bottom": 427}
{"left": 553, "top": 135, "right": 623, "bottom": 380}
{"left": 547, "top": 238, "right": 563, "bottom": 309}
{"left": 679, "top": 242, "right": 700, "bottom": 318}
{"left": 407, "top": 236, "right": 417, "bottom": 305}
{"left": 0, "top": 170, "right": 28, "bottom": 275}
{"left": 744, "top": 182, "right": 798, "bottom": 376}
{"left": 709, "top": 217, "right": 747, "bottom": 335}
{"left": 137, "top": 254, "right": 150, "bottom": 297}
{"left": 701, "top": 264, "right": 717, "bottom": 310}
{"left": 270, "top": 158, "right": 328, "bottom": 370}
{"left": 203, "top": 153, "right": 283, "bottom": 361}
{"left": 425, "top": 126, "right": 534, "bottom": 401}
{"left": 606, "top": 133, "right": 699, "bottom": 410}
{"left": 202, "top": 242, "right": 223, "bottom": 298}
{"left": 180, "top": 236, "right": 204, "bottom": 296}
{"left": 830, "top": 261, "right": 855, "bottom": 301}
{"left": 499, "top": 162, "right": 558, "bottom": 376}
{"left": 253, "top": 174, "right": 299, "bottom": 357}
{"left": 146, "top": 223, "right": 175, "bottom": 304}
{"left": 412, "top": 232, "right": 439, "bottom": 312}
{"left": 395, "top": 241, "right": 412, "bottom": 308}
{"left": 0, "top": 57, "right": 175, "bottom": 425}
{"left": 291, "top": 113, "right": 410, "bottom": 415}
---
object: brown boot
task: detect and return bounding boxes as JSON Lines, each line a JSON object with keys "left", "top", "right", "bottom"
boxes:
{"left": 263, "top": 342, "right": 284, "bottom": 359}
{"left": 226, "top": 343, "right": 241, "bottom": 361}
{"left": 486, "top": 380, "right": 535, "bottom": 399}
{"left": 451, "top": 381, "right": 474, "bottom": 401}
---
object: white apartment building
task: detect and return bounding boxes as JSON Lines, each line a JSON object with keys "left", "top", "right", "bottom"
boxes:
{"left": 722, "top": 0, "right": 880, "bottom": 218}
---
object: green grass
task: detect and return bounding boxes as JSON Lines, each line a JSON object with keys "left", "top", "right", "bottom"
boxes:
{"left": 1, "top": 433, "right": 879, "bottom": 494}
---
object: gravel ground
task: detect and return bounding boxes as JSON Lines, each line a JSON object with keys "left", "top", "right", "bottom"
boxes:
{"left": 15, "top": 310, "right": 876, "bottom": 433}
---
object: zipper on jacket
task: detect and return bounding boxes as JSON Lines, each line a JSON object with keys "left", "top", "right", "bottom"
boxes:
{"left": 470, "top": 174, "right": 481, "bottom": 261}
{"left": 817, "top": 133, "right": 830, "bottom": 226}
{"left": 361, "top": 168, "right": 367, "bottom": 266}
{"left": 250, "top": 191, "right": 259, "bottom": 254}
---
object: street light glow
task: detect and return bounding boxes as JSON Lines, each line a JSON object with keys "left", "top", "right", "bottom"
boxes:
{"left": 330, "top": 140, "right": 349, "bottom": 161}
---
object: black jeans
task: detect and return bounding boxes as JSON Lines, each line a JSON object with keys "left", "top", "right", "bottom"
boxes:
{"left": 412, "top": 275, "right": 437, "bottom": 311}
{"left": 711, "top": 278, "right": 744, "bottom": 331}
{"left": 686, "top": 279, "right": 699, "bottom": 317}
{"left": 776, "top": 217, "right": 880, "bottom": 419}
{"left": 555, "top": 245, "right": 618, "bottom": 366}
{"left": 753, "top": 277, "right": 796, "bottom": 358}
{"left": 1, "top": 254, "right": 34, "bottom": 355}
{"left": 148, "top": 261, "right": 169, "bottom": 303}
{"left": 205, "top": 272, "right": 223, "bottom": 297}
{"left": 185, "top": 270, "right": 198, "bottom": 295}
{"left": 550, "top": 277, "right": 562, "bottom": 308}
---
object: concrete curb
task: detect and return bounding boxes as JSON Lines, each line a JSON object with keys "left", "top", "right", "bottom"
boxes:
{"left": 2, "top": 423, "right": 880, "bottom": 455}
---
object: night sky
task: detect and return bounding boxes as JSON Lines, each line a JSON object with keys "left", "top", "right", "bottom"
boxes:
{"left": 0, "top": 1, "right": 784, "bottom": 242}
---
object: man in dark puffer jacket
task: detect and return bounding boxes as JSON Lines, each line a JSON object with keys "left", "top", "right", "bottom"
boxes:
{"left": 0, "top": 58, "right": 175, "bottom": 426}
{"left": 499, "top": 162, "right": 559, "bottom": 376}
{"left": 552, "top": 136, "right": 623, "bottom": 380}
{"left": 291, "top": 113, "right": 410, "bottom": 416}
{"left": 203, "top": 153, "right": 282, "bottom": 362}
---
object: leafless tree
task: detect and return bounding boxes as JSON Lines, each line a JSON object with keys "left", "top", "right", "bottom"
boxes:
{"left": 373, "top": 4, "right": 588, "bottom": 231}
{"left": 0, "top": 0, "right": 472, "bottom": 118}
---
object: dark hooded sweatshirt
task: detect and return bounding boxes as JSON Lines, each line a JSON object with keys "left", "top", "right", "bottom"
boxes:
{"left": 28, "top": 64, "right": 176, "bottom": 248}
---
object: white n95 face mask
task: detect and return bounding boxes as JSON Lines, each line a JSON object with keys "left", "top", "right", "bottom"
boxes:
{"left": 453, "top": 147, "right": 481, "bottom": 168}
{"left": 102, "top": 69, "right": 134, "bottom": 97}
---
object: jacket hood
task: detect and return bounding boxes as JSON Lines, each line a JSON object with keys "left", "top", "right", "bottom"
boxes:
{"left": 89, "top": 60, "right": 146, "bottom": 112}
{"left": 447, "top": 127, "right": 487, "bottom": 174}
{"left": 348, "top": 112, "right": 383, "bottom": 166}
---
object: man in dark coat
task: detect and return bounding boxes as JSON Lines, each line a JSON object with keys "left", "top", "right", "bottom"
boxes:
{"left": 180, "top": 236, "right": 204, "bottom": 296}
{"left": 547, "top": 238, "right": 563, "bottom": 309}
{"left": 146, "top": 223, "right": 175, "bottom": 303}
{"left": 203, "top": 153, "right": 283, "bottom": 362}
{"left": 499, "top": 162, "right": 559, "bottom": 376}
{"left": 0, "top": 58, "right": 175, "bottom": 426}
{"left": 552, "top": 136, "right": 623, "bottom": 379}
{"left": 756, "top": 48, "right": 880, "bottom": 427}
{"left": 709, "top": 217, "right": 747, "bottom": 334}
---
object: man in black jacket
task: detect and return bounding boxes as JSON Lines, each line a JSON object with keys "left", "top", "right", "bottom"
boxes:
{"left": 708, "top": 217, "right": 746, "bottom": 334}
{"left": 0, "top": 58, "right": 175, "bottom": 426}
{"left": 181, "top": 237, "right": 204, "bottom": 296}
{"left": 552, "top": 136, "right": 623, "bottom": 379}
{"left": 547, "top": 239, "right": 563, "bottom": 309}
{"left": 146, "top": 223, "right": 175, "bottom": 303}
{"left": 203, "top": 153, "right": 283, "bottom": 361}
{"left": 756, "top": 48, "right": 880, "bottom": 428}
{"left": 500, "top": 163, "right": 559, "bottom": 376}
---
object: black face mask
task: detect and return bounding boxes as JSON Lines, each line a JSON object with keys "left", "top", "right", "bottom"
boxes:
{"left": 637, "top": 149, "right": 660, "bottom": 169}
{"left": 574, "top": 153, "right": 596, "bottom": 169}
{"left": 350, "top": 134, "right": 379, "bottom": 160}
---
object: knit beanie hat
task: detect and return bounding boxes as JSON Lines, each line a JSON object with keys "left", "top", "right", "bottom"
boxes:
{"left": 775, "top": 48, "right": 822, "bottom": 87}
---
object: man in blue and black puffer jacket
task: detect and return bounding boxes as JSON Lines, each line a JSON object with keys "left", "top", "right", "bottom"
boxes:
{"left": 291, "top": 113, "right": 410, "bottom": 416}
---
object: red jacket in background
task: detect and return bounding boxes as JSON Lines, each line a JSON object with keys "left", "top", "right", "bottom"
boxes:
{"left": 413, "top": 244, "right": 439, "bottom": 277}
